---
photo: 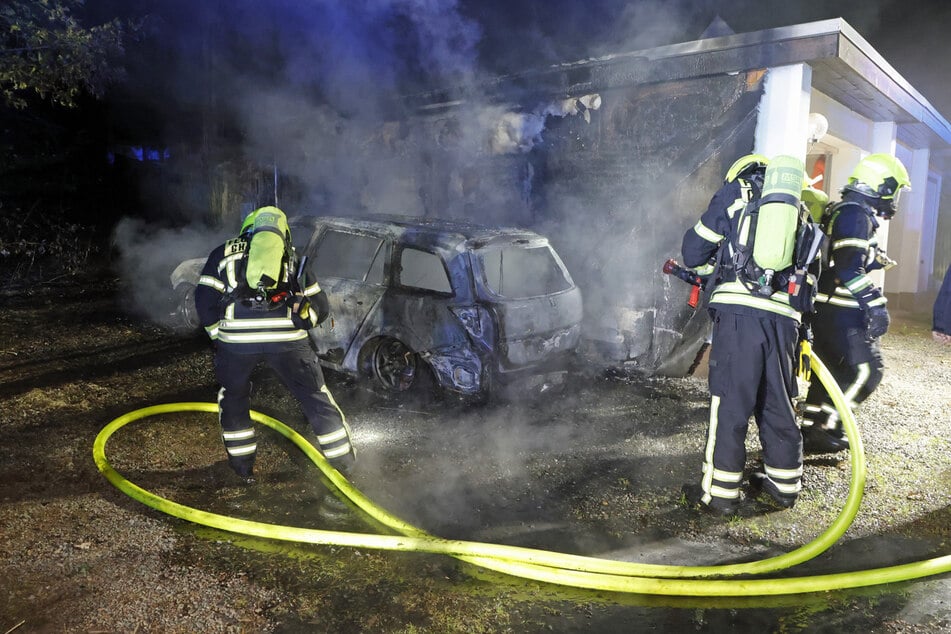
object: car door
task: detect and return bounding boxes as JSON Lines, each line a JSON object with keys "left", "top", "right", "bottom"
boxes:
{"left": 304, "top": 227, "right": 389, "bottom": 367}
{"left": 381, "top": 245, "right": 468, "bottom": 354}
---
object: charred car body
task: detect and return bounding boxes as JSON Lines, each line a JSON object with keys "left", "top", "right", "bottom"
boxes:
{"left": 171, "top": 214, "right": 583, "bottom": 399}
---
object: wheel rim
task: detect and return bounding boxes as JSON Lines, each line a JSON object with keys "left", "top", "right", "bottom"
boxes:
{"left": 177, "top": 285, "right": 199, "bottom": 329}
{"left": 372, "top": 339, "right": 416, "bottom": 392}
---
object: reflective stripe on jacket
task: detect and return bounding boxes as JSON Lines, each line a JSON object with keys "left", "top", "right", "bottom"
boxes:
{"left": 194, "top": 238, "right": 319, "bottom": 346}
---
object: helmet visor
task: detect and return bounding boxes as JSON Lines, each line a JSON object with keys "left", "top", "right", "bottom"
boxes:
{"left": 876, "top": 187, "right": 906, "bottom": 219}
{"left": 890, "top": 185, "right": 906, "bottom": 207}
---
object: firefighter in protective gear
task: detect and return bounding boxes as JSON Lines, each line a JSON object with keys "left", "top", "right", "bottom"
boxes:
{"left": 679, "top": 155, "right": 812, "bottom": 515}
{"left": 934, "top": 263, "right": 951, "bottom": 344}
{"left": 801, "top": 154, "right": 910, "bottom": 454}
{"left": 194, "top": 206, "right": 354, "bottom": 482}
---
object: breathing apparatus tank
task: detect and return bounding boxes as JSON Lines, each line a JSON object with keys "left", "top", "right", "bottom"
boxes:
{"left": 245, "top": 205, "right": 290, "bottom": 292}
{"left": 751, "top": 154, "right": 804, "bottom": 287}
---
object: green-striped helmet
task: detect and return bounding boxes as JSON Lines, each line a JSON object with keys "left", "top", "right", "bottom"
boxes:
{"left": 239, "top": 209, "right": 259, "bottom": 235}
{"left": 725, "top": 153, "right": 769, "bottom": 183}
{"left": 844, "top": 153, "right": 910, "bottom": 218}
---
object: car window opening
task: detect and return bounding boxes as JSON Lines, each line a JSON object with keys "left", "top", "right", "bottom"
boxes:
{"left": 481, "top": 245, "right": 572, "bottom": 298}
{"left": 314, "top": 230, "right": 385, "bottom": 284}
{"left": 399, "top": 248, "right": 452, "bottom": 294}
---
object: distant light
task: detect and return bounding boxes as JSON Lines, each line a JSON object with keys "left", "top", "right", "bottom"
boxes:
{"left": 106, "top": 145, "right": 172, "bottom": 163}
{"left": 808, "top": 113, "right": 829, "bottom": 143}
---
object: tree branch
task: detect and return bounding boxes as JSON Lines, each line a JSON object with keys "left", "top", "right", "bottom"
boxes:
{"left": 0, "top": 46, "right": 54, "bottom": 55}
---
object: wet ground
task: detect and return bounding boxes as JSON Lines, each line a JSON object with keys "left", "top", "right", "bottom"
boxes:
{"left": 2, "top": 278, "right": 950, "bottom": 632}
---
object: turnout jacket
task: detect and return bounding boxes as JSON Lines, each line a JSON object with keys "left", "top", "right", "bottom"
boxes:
{"left": 681, "top": 177, "right": 804, "bottom": 323}
{"left": 815, "top": 197, "right": 888, "bottom": 313}
{"left": 194, "top": 236, "right": 329, "bottom": 351}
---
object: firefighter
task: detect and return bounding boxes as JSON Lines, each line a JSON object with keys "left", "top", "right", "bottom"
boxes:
{"left": 801, "top": 154, "right": 910, "bottom": 453}
{"left": 933, "top": 262, "right": 951, "bottom": 344}
{"left": 680, "top": 154, "right": 810, "bottom": 515}
{"left": 194, "top": 206, "right": 354, "bottom": 483}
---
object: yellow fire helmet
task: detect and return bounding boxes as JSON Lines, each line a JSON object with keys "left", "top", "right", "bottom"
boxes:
{"left": 239, "top": 209, "right": 259, "bottom": 236}
{"left": 725, "top": 153, "right": 770, "bottom": 183}
{"left": 844, "top": 153, "right": 911, "bottom": 218}
{"left": 800, "top": 185, "right": 830, "bottom": 223}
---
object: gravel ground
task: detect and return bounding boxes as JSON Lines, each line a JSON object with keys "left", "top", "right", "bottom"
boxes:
{"left": 1, "top": 281, "right": 950, "bottom": 633}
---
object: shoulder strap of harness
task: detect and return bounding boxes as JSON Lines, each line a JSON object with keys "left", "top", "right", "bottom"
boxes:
{"left": 701, "top": 177, "right": 762, "bottom": 304}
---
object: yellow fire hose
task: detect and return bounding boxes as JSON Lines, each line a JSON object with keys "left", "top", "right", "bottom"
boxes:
{"left": 92, "top": 352, "right": 951, "bottom": 596}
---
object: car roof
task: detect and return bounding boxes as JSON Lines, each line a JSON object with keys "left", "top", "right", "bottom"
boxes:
{"left": 291, "top": 213, "right": 548, "bottom": 256}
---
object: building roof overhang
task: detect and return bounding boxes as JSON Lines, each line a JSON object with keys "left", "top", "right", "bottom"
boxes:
{"left": 410, "top": 18, "right": 951, "bottom": 151}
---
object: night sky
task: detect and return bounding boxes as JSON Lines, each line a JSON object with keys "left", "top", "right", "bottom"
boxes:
{"left": 91, "top": 0, "right": 951, "bottom": 145}
{"left": 472, "top": 0, "right": 951, "bottom": 117}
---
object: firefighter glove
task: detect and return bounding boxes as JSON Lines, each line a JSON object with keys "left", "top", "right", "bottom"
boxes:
{"left": 796, "top": 339, "right": 812, "bottom": 382}
{"left": 866, "top": 304, "right": 890, "bottom": 340}
{"left": 874, "top": 251, "right": 898, "bottom": 271}
{"left": 291, "top": 296, "right": 315, "bottom": 329}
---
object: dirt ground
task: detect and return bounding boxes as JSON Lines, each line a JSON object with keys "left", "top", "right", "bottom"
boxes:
{"left": 2, "top": 276, "right": 951, "bottom": 633}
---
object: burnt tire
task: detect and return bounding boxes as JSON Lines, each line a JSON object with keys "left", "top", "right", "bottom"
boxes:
{"left": 369, "top": 338, "right": 415, "bottom": 392}
{"left": 364, "top": 337, "right": 438, "bottom": 403}
{"left": 174, "top": 283, "right": 200, "bottom": 331}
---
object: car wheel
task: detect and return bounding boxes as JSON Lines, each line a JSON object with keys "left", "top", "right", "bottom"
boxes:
{"left": 369, "top": 338, "right": 417, "bottom": 392}
{"left": 174, "top": 283, "right": 200, "bottom": 330}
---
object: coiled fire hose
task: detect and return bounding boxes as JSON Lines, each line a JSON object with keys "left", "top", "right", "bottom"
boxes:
{"left": 93, "top": 352, "right": 951, "bottom": 596}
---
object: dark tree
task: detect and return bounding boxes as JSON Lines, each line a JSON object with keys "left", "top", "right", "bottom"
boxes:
{"left": 1, "top": 0, "right": 129, "bottom": 109}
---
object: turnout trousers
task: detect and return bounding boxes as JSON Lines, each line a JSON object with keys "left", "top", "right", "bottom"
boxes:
{"left": 803, "top": 303, "right": 884, "bottom": 433}
{"left": 700, "top": 309, "right": 803, "bottom": 505}
{"left": 214, "top": 340, "right": 354, "bottom": 477}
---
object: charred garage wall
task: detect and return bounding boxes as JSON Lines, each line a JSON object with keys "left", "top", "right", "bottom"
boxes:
{"left": 399, "top": 69, "right": 766, "bottom": 375}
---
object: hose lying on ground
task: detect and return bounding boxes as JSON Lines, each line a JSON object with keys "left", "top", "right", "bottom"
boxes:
{"left": 92, "top": 352, "right": 951, "bottom": 596}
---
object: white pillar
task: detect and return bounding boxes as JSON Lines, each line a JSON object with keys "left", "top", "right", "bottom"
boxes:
{"left": 887, "top": 146, "right": 931, "bottom": 294}
{"left": 753, "top": 64, "right": 812, "bottom": 162}
{"left": 920, "top": 173, "right": 942, "bottom": 290}
{"left": 870, "top": 121, "right": 897, "bottom": 154}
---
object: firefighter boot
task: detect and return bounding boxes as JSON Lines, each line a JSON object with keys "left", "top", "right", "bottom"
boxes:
{"left": 749, "top": 472, "right": 796, "bottom": 509}
{"left": 801, "top": 425, "right": 849, "bottom": 455}
{"left": 228, "top": 454, "right": 256, "bottom": 485}
{"left": 681, "top": 484, "right": 740, "bottom": 517}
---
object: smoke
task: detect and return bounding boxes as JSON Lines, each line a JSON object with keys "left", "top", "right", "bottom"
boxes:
{"left": 594, "top": 0, "right": 710, "bottom": 56}
{"left": 351, "top": 399, "right": 591, "bottom": 535}
{"left": 111, "top": 217, "right": 230, "bottom": 326}
{"left": 111, "top": 0, "right": 486, "bottom": 316}
{"left": 106, "top": 2, "right": 945, "bottom": 359}
{"left": 109, "top": 0, "right": 728, "bottom": 366}
{"left": 214, "top": 0, "right": 485, "bottom": 205}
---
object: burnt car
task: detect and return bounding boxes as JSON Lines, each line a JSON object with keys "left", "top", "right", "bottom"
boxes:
{"left": 170, "top": 214, "right": 583, "bottom": 400}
